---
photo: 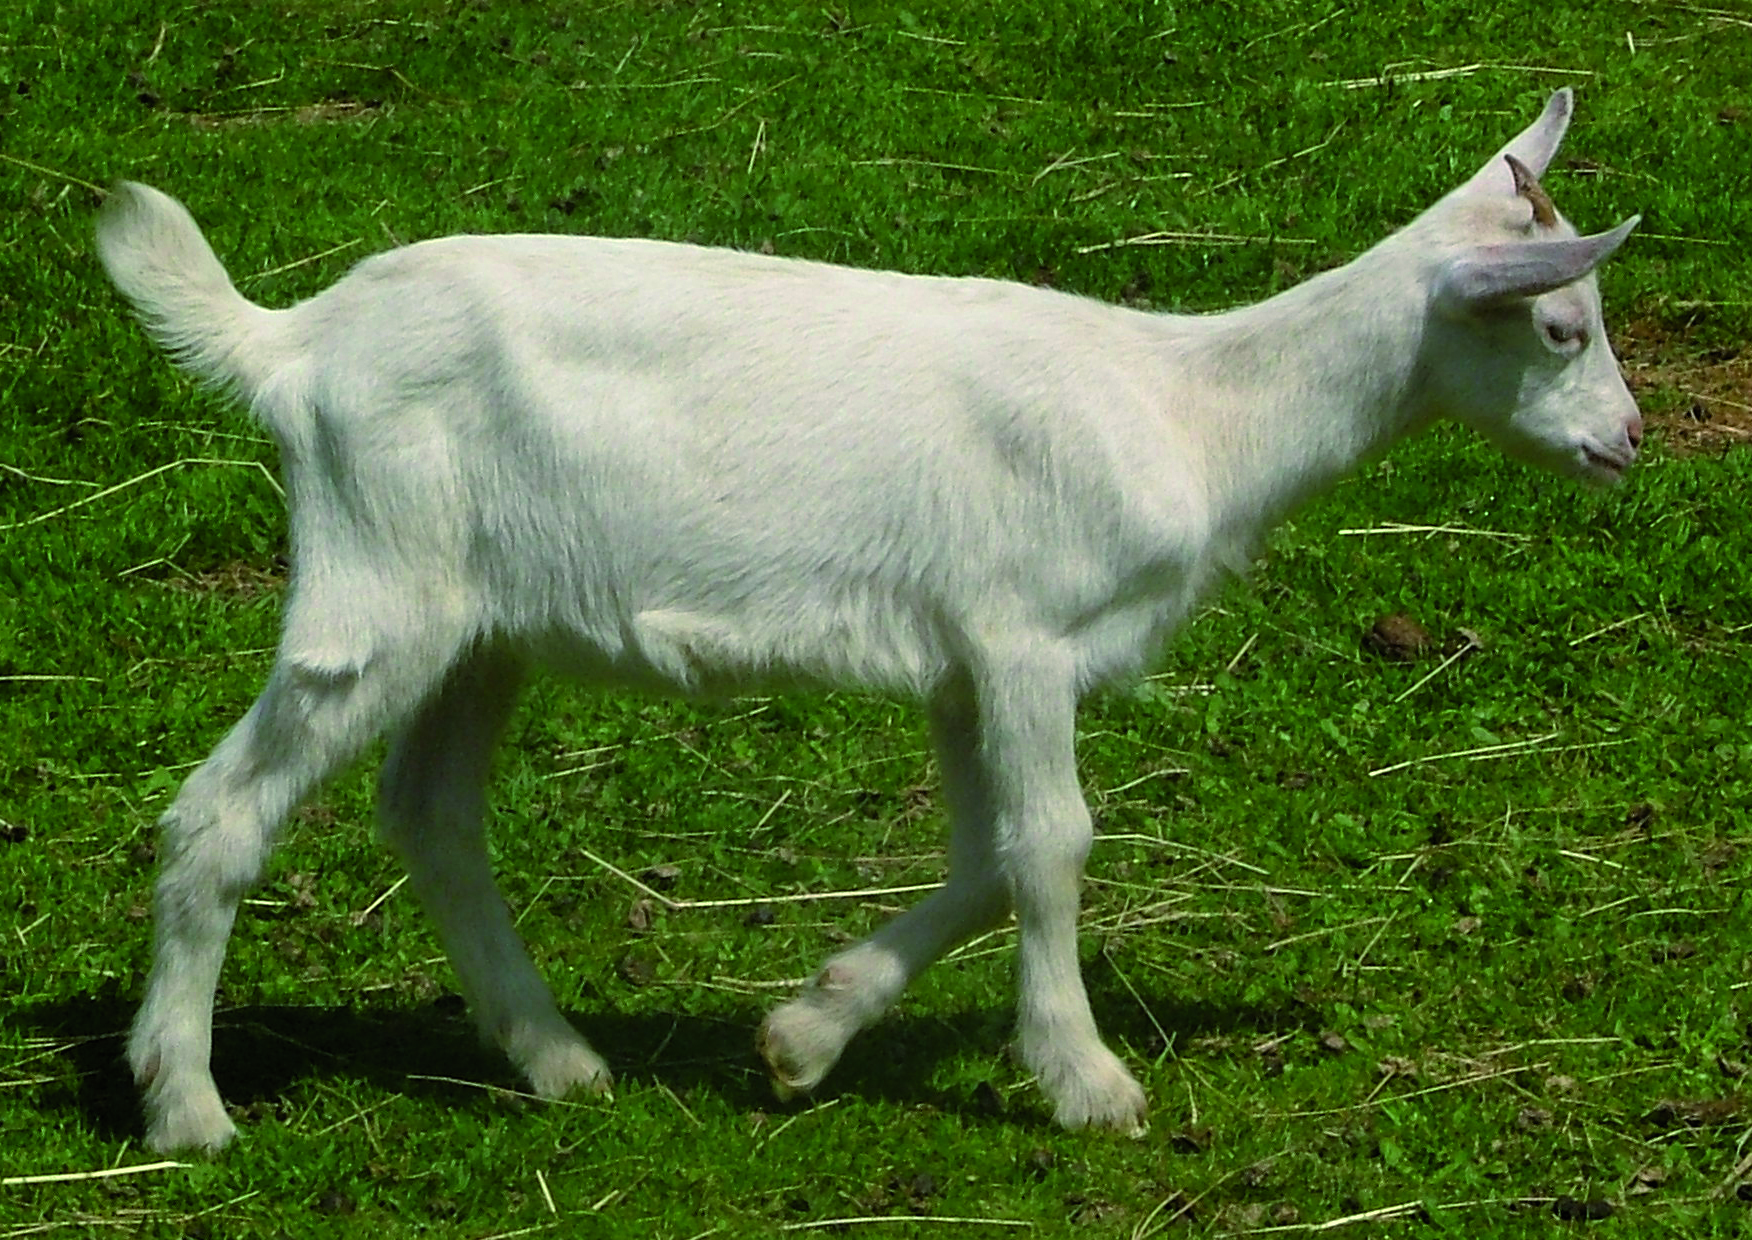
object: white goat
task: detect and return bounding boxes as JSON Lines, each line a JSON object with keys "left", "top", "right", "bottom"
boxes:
{"left": 98, "top": 89, "right": 1640, "bottom": 1154}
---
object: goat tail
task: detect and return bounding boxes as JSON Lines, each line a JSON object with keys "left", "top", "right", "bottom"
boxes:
{"left": 96, "top": 182, "right": 299, "bottom": 418}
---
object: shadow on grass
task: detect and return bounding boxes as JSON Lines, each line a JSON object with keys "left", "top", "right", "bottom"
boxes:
{"left": 17, "top": 975, "right": 1313, "bottom": 1142}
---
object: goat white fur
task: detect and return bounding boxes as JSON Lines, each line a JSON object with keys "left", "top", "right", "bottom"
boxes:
{"left": 99, "top": 90, "right": 1641, "bottom": 1153}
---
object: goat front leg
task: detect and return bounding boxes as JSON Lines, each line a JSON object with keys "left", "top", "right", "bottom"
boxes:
{"left": 984, "top": 647, "right": 1146, "bottom": 1134}
{"left": 759, "top": 680, "right": 1010, "bottom": 1096}
{"left": 379, "top": 648, "right": 610, "bottom": 1101}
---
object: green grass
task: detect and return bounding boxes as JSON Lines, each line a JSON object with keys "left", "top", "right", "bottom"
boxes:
{"left": 4, "top": 1, "right": 1752, "bottom": 1235}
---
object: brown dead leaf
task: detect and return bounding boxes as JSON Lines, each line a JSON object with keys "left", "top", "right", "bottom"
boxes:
{"left": 1631, "top": 1164, "right": 1669, "bottom": 1193}
{"left": 1363, "top": 613, "right": 1432, "bottom": 662}
{"left": 1647, "top": 1095, "right": 1742, "bottom": 1127}
{"left": 1377, "top": 1055, "right": 1418, "bottom": 1079}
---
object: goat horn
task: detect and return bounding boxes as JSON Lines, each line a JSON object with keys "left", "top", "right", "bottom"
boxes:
{"left": 1504, "top": 153, "right": 1558, "bottom": 228}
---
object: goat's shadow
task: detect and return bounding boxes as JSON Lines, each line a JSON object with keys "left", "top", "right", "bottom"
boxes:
{"left": 18, "top": 972, "right": 1317, "bottom": 1143}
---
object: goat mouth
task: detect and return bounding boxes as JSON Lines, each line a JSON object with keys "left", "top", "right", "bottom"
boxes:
{"left": 1580, "top": 445, "right": 1630, "bottom": 482}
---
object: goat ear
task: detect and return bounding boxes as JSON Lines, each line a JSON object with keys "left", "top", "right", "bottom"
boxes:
{"left": 1435, "top": 215, "right": 1640, "bottom": 310}
{"left": 1458, "top": 88, "right": 1573, "bottom": 199}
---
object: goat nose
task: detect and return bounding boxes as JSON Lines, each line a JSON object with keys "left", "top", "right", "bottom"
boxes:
{"left": 1626, "top": 414, "right": 1644, "bottom": 453}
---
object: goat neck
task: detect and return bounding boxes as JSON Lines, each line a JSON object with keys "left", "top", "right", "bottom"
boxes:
{"left": 1160, "top": 236, "right": 1434, "bottom": 545}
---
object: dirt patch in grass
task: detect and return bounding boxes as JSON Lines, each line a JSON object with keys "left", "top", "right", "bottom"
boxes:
{"left": 1618, "top": 316, "right": 1752, "bottom": 455}
{"left": 163, "top": 559, "right": 285, "bottom": 599}
{"left": 188, "top": 98, "right": 383, "bottom": 131}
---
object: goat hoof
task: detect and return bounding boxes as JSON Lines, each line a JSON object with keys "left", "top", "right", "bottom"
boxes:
{"left": 756, "top": 1002, "right": 849, "bottom": 1100}
{"left": 520, "top": 1038, "right": 613, "bottom": 1101}
{"left": 144, "top": 1091, "right": 238, "bottom": 1156}
{"left": 1035, "top": 1047, "right": 1149, "bottom": 1136}
{"left": 768, "top": 1075, "right": 801, "bottom": 1104}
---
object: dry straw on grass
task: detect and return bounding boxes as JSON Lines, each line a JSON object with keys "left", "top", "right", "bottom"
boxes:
{"left": 1, "top": 1159, "right": 188, "bottom": 1187}
{"left": 0, "top": 458, "right": 283, "bottom": 531}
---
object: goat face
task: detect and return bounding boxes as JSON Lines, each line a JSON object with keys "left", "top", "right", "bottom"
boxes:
{"left": 1425, "top": 238, "right": 1643, "bottom": 485}
{"left": 1413, "top": 90, "right": 1643, "bottom": 485}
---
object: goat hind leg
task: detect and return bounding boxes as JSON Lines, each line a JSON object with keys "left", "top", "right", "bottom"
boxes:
{"left": 131, "top": 650, "right": 442, "bottom": 1154}
{"left": 759, "top": 682, "right": 1010, "bottom": 1097}
{"left": 379, "top": 648, "right": 609, "bottom": 1101}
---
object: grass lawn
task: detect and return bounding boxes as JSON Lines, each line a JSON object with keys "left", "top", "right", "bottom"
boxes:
{"left": 4, "top": 1, "right": 1752, "bottom": 1235}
